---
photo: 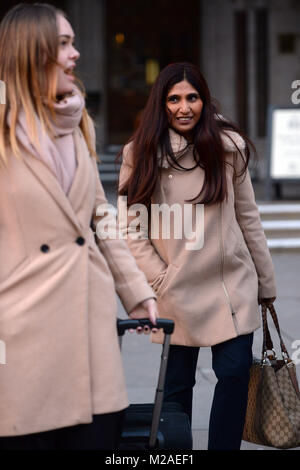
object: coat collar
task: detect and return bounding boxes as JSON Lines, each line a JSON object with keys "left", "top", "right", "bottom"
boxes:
{"left": 159, "top": 119, "right": 246, "bottom": 168}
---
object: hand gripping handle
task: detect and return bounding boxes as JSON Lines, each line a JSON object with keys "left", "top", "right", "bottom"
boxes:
{"left": 117, "top": 318, "right": 174, "bottom": 336}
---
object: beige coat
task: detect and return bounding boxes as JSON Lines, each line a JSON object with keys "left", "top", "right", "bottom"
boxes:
{"left": 0, "top": 125, "right": 155, "bottom": 436}
{"left": 119, "top": 129, "right": 277, "bottom": 347}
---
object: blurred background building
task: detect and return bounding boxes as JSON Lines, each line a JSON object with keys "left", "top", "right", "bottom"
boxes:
{"left": 1, "top": 0, "right": 299, "bottom": 181}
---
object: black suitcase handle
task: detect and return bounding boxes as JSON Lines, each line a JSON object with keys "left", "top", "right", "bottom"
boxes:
{"left": 117, "top": 318, "right": 174, "bottom": 336}
{"left": 117, "top": 317, "right": 175, "bottom": 448}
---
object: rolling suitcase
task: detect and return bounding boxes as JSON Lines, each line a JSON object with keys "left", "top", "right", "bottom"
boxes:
{"left": 117, "top": 318, "right": 193, "bottom": 450}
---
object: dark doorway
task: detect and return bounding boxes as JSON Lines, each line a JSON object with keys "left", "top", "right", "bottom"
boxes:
{"left": 106, "top": 0, "right": 200, "bottom": 145}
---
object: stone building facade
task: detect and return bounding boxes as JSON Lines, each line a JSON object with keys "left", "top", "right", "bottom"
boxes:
{"left": 1, "top": 0, "right": 299, "bottom": 178}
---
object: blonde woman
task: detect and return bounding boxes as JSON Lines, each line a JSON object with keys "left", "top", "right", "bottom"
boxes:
{"left": 0, "top": 3, "right": 157, "bottom": 450}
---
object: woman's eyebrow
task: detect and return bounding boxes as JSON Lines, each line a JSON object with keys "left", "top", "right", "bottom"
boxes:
{"left": 167, "top": 93, "right": 199, "bottom": 98}
{"left": 58, "top": 34, "right": 75, "bottom": 40}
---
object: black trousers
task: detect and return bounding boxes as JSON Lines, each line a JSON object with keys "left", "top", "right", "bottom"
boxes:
{"left": 163, "top": 333, "right": 253, "bottom": 450}
{"left": 0, "top": 411, "right": 125, "bottom": 450}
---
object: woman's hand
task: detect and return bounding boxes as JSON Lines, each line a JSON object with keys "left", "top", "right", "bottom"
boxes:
{"left": 258, "top": 296, "right": 276, "bottom": 306}
{"left": 128, "top": 298, "right": 159, "bottom": 334}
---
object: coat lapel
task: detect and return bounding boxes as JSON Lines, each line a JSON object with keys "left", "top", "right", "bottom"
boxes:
{"left": 22, "top": 130, "right": 88, "bottom": 232}
{"left": 67, "top": 128, "right": 94, "bottom": 214}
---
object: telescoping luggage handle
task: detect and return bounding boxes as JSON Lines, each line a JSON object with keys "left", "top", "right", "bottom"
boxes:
{"left": 117, "top": 318, "right": 174, "bottom": 449}
{"left": 117, "top": 318, "right": 174, "bottom": 336}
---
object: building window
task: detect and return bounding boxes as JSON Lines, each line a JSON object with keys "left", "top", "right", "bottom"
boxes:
{"left": 277, "top": 34, "right": 296, "bottom": 54}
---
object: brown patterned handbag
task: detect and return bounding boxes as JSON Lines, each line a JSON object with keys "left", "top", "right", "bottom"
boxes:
{"left": 243, "top": 303, "right": 300, "bottom": 449}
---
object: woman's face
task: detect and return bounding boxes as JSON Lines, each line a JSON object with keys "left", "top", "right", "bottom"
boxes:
{"left": 166, "top": 80, "right": 203, "bottom": 140}
{"left": 56, "top": 14, "right": 80, "bottom": 96}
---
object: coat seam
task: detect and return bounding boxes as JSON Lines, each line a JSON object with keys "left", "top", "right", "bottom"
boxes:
{"left": 219, "top": 202, "right": 240, "bottom": 335}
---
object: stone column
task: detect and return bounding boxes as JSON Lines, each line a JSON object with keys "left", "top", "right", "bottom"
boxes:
{"left": 199, "top": 0, "right": 236, "bottom": 120}
{"left": 66, "top": 0, "right": 107, "bottom": 151}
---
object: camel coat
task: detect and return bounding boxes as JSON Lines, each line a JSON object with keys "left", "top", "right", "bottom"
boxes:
{"left": 0, "top": 124, "right": 155, "bottom": 436}
{"left": 118, "top": 129, "right": 277, "bottom": 347}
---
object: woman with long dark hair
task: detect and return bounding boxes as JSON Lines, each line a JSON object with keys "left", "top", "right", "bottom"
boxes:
{"left": 118, "top": 62, "right": 276, "bottom": 450}
{"left": 0, "top": 3, "right": 158, "bottom": 450}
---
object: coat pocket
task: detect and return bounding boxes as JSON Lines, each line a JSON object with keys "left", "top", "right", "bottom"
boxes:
{"left": 155, "top": 264, "right": 179, "bottom": 298}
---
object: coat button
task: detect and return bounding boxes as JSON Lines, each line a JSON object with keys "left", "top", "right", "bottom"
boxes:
{"left": 76, "top": 236, "right": 85, "bottom": 246}
{"left": 168, "top": 174, "right": 173, "bottom": 179}
{"left": 40, "top": 244, "right": 50, "bottom": 253}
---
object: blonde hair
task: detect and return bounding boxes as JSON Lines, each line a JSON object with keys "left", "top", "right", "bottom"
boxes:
{"left": 0, "top": 3, "right": 96, "bottom": 165}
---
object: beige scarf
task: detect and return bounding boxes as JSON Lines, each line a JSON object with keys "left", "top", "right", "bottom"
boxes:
{"left": 8, "top": 87, "right": 85, "bottom": 194}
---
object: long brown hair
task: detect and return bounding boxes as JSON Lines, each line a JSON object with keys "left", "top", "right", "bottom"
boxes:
{"left": 119, "top": 62, "right": 256, "bottom": 206}
{"left": 0, "top": 3, "right": 96, "bottom": 164}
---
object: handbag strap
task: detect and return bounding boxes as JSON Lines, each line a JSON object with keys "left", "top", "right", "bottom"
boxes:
{"left": 261, "top": 303, "right": 290, "bottom": 360}
{"left": 262, "top": 308, "right": 273, "bottom": 351}
{"left": 261, "top": 304, "right": 300, "bottom": 399}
